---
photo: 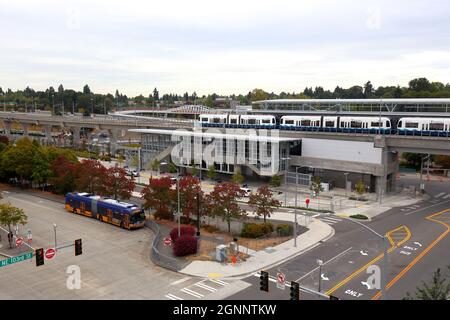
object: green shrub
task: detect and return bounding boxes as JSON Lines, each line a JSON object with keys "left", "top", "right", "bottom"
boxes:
{"left": 350, "top": 214, "right": 369, "bottom": 220}
{"left": 241, "top": 222, "right": 273, "bottom": 238}
{"left": 276, "top": 224, "right": 293, "bottom": 236}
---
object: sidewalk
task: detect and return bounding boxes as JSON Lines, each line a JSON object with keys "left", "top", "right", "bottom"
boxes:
{"left": 177, "top": 214, "right": 333, "bottom": 278}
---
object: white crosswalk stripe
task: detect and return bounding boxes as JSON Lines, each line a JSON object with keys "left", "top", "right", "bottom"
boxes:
{"left": 209, "top": 278, "right": 229, "bottom": 286}
{"left": 443, "top": 194, "right": 450, "bottom": 199}
{"left": 318, "top": 216, "right": 342, "bottom": 225}
{"left": 435, "top": 192, "right": 445, "bottom": 198}
{"left": 194, "top": 282, "right": 217, "bottom": 292}
{"left": 165, "top": 293, "right": 183, "bottom": 300}
{"left": 180, "top": 287, "right": 204, "bottom": 298}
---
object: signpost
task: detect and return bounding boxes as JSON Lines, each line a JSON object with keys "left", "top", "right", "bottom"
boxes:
{"left": 276, "top": 272, "right": 286, "bottom": 290}
{"left": 15, "top": 237, "right": 23, "bottom": 247}
{"left": 0, "top": 252, "right": 33, "bottom": 268}
{"left": 45, "top": 248, "right": 56, "bottom": 260}
{"left": 27, "top": 230, "right": 32, "bottom": 245}
{"left": 163, "top": 237, "right": 172, "bottom": 246}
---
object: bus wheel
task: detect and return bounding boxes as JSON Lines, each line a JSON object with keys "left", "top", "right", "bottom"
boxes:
{"left": 72, "top": 208, "right": 76, "bottom": 214}
{"left": 120, "top": 222, "right": 124, "bottom": 229}
{"left": 97, "top": 214, "right": 102, "bottom": 221}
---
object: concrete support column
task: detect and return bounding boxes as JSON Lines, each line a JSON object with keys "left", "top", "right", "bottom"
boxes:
{"left": 3, "top": 121, "right": 11, "bottom": 137}
{"left": 108, "top": 128, "right": 120, "bottom": 156}
{"left": 376, "top": 148, "right": 389, "bottom": 203}
{"left": 71, "top": 126, "right": 81, "bottom": 146}
{"left": 22, "top": 123, "right": 29, "bottom": 136}
{"left": 44, "top": 125, "right": 53, "bottom": 142}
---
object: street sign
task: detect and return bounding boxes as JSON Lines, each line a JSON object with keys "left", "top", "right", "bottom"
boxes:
{"left": 15, "top": 237, "right": 24, "bottom": 247}
{"left": 305, "top": 198, "right": 310, "bottom": 207}
{"left": 276, "top": 272, "right": 286, "bottom": 290}
{"left": 163, "top": 237, "right": 172, "bottom": 246}
{"left": 0, "top": 252, "right": 33, "bottom": 268}
{"left": 45, "top": 248, "right": 56, "bottom": 260}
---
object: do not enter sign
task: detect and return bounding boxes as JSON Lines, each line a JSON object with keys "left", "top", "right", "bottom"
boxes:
{"left": 306, "top": 198, "right": 310, "bottom": 207}
{"left": 163, "top": 237, "right": 172, "bottom": 246}
{"left": 45, "top": 248, "right": 56, "bottom": 260}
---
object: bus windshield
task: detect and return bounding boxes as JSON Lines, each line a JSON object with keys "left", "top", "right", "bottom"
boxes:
{"left": 130, "top": 209, "right": 145, "bottom": 223}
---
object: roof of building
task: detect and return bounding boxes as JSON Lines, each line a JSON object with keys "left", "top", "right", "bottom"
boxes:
{"left": 128, "top": 128, "right": 300, "bottom": 142}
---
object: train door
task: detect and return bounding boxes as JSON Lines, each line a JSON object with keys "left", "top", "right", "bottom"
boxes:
{"left": 80, "top": 201, "right": 86, "bottom": 214}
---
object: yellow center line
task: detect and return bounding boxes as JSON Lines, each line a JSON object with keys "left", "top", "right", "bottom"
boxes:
{"left": 371, "top": 208, "right": 450, "bottom": 300}
{"left": 325, "top": 225, "right": 411, "bottom": 296}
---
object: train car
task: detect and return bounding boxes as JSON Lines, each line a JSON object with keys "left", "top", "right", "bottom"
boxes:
{"left": 198, "top": 114, "right": 228, "bottom": 127}
{"left": 65, "top": 192, "right": 145, "bottom": 229}
{"left": 239, "top": 115, "right": 276, "bottom": 128}
{"left": 397, "top": 117, "right": 450, "bottom": 136}
{"left": 338, "top": 116, "right": 391, "bottom": 133}
{"left": 280, "top": 116, "right": 322, "bottom": 131}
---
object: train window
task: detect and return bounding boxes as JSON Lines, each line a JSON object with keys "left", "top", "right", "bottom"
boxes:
{"left": 213, "top": 118, "right": 222, "bottom": 123}
{"left": 247, "top": 119, "right": 256, "bottom": 125}
{"left": 284, "top": 120, "right": 294, "bottom": 125}
{"left": 350, "top": 121, "right": 362, "bottom": 128}
{"left": 340, "top": 122, "right": 345, "bottom": 127}
{"left": 230, "top": 119, "right": 237, "bottom": 124}
{"left": 429, "top": 123, "right": 444, "bottom": 131}
{"left": 371, "top": 122, "right": 381, "bottom": 127}
{"left": 301, "top": 120, "right": 311, "bottom": 126}
{"left": 325, "top": 121, "right": 335, "bottom": 127}
{"left": 405, "top": 122, "right": 419, "bottom": 128}
{"left": 201, "top": 118, "right": 208, "bottom": 122}
{"left": 262, "top": 119, "right": 271, "bottom": 124}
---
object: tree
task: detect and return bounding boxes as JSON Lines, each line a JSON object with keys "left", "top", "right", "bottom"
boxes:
{"left": 435, "top": 155, "right": 450, "bottom": 168}
{"left": 74, "top": 159, "right": 107, "bottom": 194}
{"left": 270, "top": 175, "right": 281, "bottom": 188}
{"left": 232, "top": 172, "right": 244, "bottom": 184}
{"left": 50, "top": 155, "right": 78, "bottom": 194}
{"left": 248, "top": 185, "right": 281, "bottom": 223}
{"left": 142, "top": 177, "right": 175, "bottom": 219}
{"left": 208, "top": 182, "right": 246, "bottom": 233}
{"left": 310, "top": 176, "right": 324, "bottom": 196}
{"left": 31, "top": 149, "right": 52, "bottom": 189}
{"left": 363, "top": 81, "right": 374, "bottom": 98}
{"left": 250, "top": 88, "right": 269, "bottom": 102}
{"left": 178, "top": 175, "right": 202, "bottom": 220}
{"left": 409, "top": 78, "right": 432, "bottom": 92}
{"left": 0, "top": 137, "right": 37, "bottom": 184}
{"left": 153, "top": 88, "right": 159, "bottom": 101}
{"left": 83, "top": 84, "right": 91, "bottom": 94}
{"left": 355, "top": 180, "right": 366, "bottom": 200}
{"left": 148, "top": 159, "right": 160, "bottom": 173}
{"left": 103, "top": 166, "right": 135, "bottom": 200}
{"left": 405, "top": 268, "right": 450, "bottom": 300}
{"left": 207, "top": 164, "right": 216, "bottom": 180}
{"left": 0, "top": 203, "right": 27, "bottom": 248}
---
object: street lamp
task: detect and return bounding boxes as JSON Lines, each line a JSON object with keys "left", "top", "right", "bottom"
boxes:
{"left": 53, "top": 223, "right": 57, "bottom": 250}
{"left": 317, "top": 259, "right": 324, "bottom": 292}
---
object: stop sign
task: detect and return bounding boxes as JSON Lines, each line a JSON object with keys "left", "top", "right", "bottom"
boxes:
{"left": 15, "top": 237, "right": 23, "bottom": 247}
{"left": 163, "top": 237, "right": 172, "bottom": 246}
{"left": 45, "top": 248, "right": 56, "bottom": 260}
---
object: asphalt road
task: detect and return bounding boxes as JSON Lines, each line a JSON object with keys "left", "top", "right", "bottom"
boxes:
{"left": 227, "top": 176, "right": 450, "bottom": 300}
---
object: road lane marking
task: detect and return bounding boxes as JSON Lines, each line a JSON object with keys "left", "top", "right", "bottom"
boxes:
{"left": 170, "top": 277, "right": 191, "bottom": 286}
{"left": 165, "top": 293, "right": 183, "bottom": 300}
{"left": 194, "top": 282, "right": 217, "bottom": 292}
{"left": 443, "top": 194, "right": 450, "bottom": 199}
{"left": 405, "top": 199, "right": 450, "bottom": 215}
{"left": 325, "top": 226, "right": 411, "bottom": 296}
{"left": 180, "top": 287, "right": 204, "bottom": 298}
{"left": 209, "top": 278, "right": 228, "bottom": 286}
{"left": 371, "top": 208, "right": 450, "bottom": 300}
{"left": 435, "top": 192, "right": 445, "bottom": 198}
{"left": 295, "top": 247, "right": 353, "bottom": 282}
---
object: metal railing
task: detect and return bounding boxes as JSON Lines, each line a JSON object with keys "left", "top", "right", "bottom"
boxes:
{"left": 145, "top": 220, "right": 181, "bottom": 271}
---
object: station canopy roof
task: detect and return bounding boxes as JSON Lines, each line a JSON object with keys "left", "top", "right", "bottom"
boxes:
{"left": 128, "top": 128, "right": 300, "bottom": 142}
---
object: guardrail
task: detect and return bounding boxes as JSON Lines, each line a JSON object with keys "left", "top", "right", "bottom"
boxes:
{"left": 145, "top": 220, "right": 181, "bottom": 272}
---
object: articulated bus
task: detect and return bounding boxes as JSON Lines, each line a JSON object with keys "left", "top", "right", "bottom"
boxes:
{"left": 65, "top": 192, "right": 145, "bottom": 229}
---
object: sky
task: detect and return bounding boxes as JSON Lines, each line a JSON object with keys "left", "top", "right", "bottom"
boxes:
{"left": 1, "top": 0, "right": 450, "bottom": 97}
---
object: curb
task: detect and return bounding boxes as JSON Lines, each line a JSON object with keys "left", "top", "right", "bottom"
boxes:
{"left": 176, "top": 220, "right": 336, "bottom": 280}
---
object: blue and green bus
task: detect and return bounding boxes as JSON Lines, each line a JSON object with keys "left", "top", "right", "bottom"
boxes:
{"left": 65, "top": 192, "right": 145, "bottom": 229}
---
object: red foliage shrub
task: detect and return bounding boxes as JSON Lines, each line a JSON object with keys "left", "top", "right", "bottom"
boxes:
{"left": 173, "top": 235, "right": 198, "bottom": 257}
{"left": 170, "top": 225, "right": 196, "bottom": 242}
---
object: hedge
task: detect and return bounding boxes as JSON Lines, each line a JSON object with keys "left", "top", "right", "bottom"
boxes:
{"left": 170, "top": 225, "right": 196, "bottom": 242}
{"left": 173, "top": 235, "right": 198, "bottom": 257}
{"left": 241, "top": 222, "right": 273, "bottom": 238}
{"left": 349, "top": 214, "right": 369, "bottom": 220}
{"left": 276, "top": 224, "right": 293, "bottom": 236}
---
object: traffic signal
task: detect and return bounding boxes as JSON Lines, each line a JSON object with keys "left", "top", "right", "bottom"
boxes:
{"left": 259, "top": 270, "right": 269, "bottom": 292}
{"left": 290, "top": 281, "right": 299, "bottom": 300}
{"left": 329, "top": 295, "right": 339, "bottom": 300}
{"left": 35, "top": 248, "right": 44, "bottom": 266}
{"left": 75, "top": 239, "right": 82, "bottom": 256}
